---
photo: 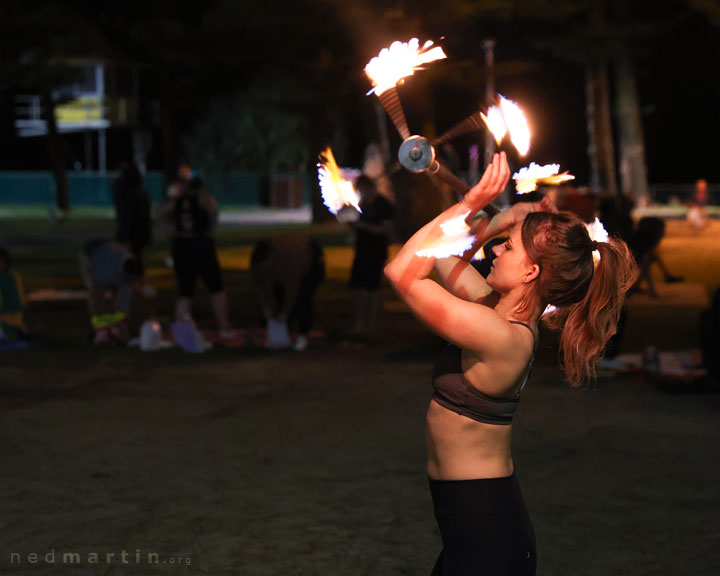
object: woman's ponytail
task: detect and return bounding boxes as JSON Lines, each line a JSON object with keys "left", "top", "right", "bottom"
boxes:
{"left": 544, "top": 238, "right": 638, "bottom": 386}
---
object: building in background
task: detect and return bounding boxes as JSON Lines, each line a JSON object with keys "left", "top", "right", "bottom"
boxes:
{"left": 13, "top": 57, "right": 155, "bottom": 175}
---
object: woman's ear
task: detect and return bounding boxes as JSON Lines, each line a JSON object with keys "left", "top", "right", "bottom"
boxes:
{"left": 524, "top": 263, "right": 540, "bottom": 284}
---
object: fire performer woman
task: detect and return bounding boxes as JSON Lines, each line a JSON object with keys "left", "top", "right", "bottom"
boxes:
{"left": 384, "top": 152, "right": 637, "bottom": 575}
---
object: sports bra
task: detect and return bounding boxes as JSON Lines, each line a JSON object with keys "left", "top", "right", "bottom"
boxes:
{"left": 431, "top": 321, "right": 537, "bottom": 426}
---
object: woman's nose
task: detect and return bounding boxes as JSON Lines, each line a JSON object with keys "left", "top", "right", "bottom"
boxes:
{"left": 492, "top": 245, "right": 503, "bottom": 257}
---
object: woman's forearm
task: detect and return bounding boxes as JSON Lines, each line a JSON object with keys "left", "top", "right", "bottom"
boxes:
{"left": 385, "top": 153, "right": 510, "bottom": 291}
{"left": 385, "top": 201, "right": 469, "bottom": 288}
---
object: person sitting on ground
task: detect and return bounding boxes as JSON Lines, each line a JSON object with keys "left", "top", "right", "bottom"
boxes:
{"left": 630, "top": 216, "right": 683, "bottom": 297}
{"left": 157, "top": 176, "right": 235, "bottom": 337}
{"left": 78, "top": 239, "right": 144, "bottom": 345}
{"left": 250, "top": 235, "right": 326, "bottom": 351}
{"left": 0, "top": 247, "right": 28, "bottom": 342}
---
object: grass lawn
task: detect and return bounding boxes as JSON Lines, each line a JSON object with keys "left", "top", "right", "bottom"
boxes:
{"left": 1, "top": 212, "right": 719, "bottom": 575}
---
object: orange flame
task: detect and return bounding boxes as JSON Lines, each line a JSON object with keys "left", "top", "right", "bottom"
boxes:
{"left": 481, "top": 94, "right": 531, "bottom": 156}
{"left": 471, "top": 245, "right": 486, "bottom": 262}
{"left": 586, "top": 217, "right": 608, "bottom": 263}
{"left": 499, "top": 95, "right": 530, "bottom": 156}
{"left": 416, "top": 210, "right": 476, "bottom": 258}
{"left": 365, "top": 38, "right": 447, "bottom": 96}
{"left": 513, "top": 163, "right": 575, "bottom": 194}
{"left": 317, "top": 148, "right": 361, "bottom": 215}
{"left": 480, "top": 106, "right": 507, "bottom": 144}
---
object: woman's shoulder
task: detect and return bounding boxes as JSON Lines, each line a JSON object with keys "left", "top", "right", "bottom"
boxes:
{"left": 461, "top": 314, "right": 536, "bottom": 361}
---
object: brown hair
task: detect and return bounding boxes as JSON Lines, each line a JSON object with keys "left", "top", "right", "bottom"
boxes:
{"left": 521, "top": 211, "right": 638, "bottom": 386}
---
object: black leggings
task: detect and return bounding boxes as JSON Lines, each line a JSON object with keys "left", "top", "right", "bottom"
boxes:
{"left": 429, "top": 473, "right": 536, "bottom": 576}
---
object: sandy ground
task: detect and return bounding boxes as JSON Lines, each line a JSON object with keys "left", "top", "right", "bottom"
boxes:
{"left": 1, "top": 219, "right": 719, "bottom": 575}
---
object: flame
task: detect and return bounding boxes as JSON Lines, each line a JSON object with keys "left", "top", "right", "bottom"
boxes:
{"left": 471, "top": 245, "right": 486, "bottom": 262}
{"left": 481, "top": 94, "right": 531, "bottom": 156}
{"left": 542, "top": 304, "right": 557, "bottom": 316}
{"left": 512, "top": 162, "right": 575, "bottom": 194}
{"left": 480, "top": 106, "right": 507, "bottom": 144}
{"left": 317, "top": 148, "right": 361, "bottom": 215}
{"left": 365, "top": 38, "right": 447, "bottom": 96}
{"left": 416, "top": 210, "right": 476, "bottom": 258}
{"left": 499, "top": 96, "right": 530, "bottom": 156}
{"left": 585, "top": 217, "right": 609, "bottom": 263}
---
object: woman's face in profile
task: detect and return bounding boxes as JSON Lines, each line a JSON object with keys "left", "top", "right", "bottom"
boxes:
{"left": 486, "top": 226, "right": 533, "bottom": 293}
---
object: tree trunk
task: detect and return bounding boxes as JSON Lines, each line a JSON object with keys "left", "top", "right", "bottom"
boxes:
{"left": 614, "top": 52, "right": 650, "bottom": 206}
{"left": 585, "top": 60, "right": 618, "bottom": 196}
{"left": 41, "top": 88, "right": 70, "bottom": 211}
{"left": 585, "top": 0, "right": 618, "bottom": 197}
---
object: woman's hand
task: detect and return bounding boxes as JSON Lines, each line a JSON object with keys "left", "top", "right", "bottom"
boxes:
{"left": 462, "top": 152, "right": 510, "bottom": 212}
{"left": 508, "top": 196, "right": 559, "bottom": 224}
{"left": 481, "top": 194, "right": 559, "bottom": 241}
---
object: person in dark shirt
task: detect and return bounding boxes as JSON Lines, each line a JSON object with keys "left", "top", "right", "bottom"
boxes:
{"left": 157, "top": 177, "right": 234, "bottom": 337}
{"left": 112, "top": 162, "right": 152, "bottom": 275}
{"left": 348, "top": 175, "right": 395, "bottom": 343}
{"left": 384, "top": 153, "right": 638, "bottom": 575}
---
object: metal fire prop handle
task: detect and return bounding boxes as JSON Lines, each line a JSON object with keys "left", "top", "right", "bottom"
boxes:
{"left": 398, "top": 135, "right": 499, "bottom": 218}
{"left": 378, "top": 89, "right": 411, "bottom": 140}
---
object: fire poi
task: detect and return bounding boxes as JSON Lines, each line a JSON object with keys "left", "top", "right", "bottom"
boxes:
{"left": 415, "top": 210, "right": 476, "bottom": 259}
{"left": 481, "top": 95, "right": 531, "bottom": 156}
{"left": 317, "top": 147, "right": 361, "bottom": 221}
{"left": 365, "top": 38, "right": 447, "bottom": 140}
{"left": 361, "top": 38, "right": 580, "bottom": 259}
{"left": 513, "top": 163, "right": 575, "bottom": 194}
{"left": 585, "top": 217, "right": 609, "bottom": 263}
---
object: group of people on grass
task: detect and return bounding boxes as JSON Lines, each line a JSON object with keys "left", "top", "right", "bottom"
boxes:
{"left": 77, "top": 160, "right": 395, "bottom": 350}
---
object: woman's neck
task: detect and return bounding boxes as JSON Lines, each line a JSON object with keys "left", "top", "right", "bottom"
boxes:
{"left": 494, "top": 288, "right": 541, "bottom": 325}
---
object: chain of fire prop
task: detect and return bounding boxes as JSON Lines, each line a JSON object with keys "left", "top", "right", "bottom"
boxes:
{"left": 317, "top": 38, "right": 605, "bottom": 263}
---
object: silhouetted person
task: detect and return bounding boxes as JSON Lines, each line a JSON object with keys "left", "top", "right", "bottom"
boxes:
{"left": 630, "top": 217, "right": 683, "bottom": 297}
{"left": 700, "top": 287, "right": 720, "bottom": 386}
{"left": 250, "top": 235, "right": 325, "bottom": 351}
{"left": 598, "top": 194, "right": 635, "bottom": 242}
{"left": 688, "top": 178, "right": 709, "bottom": 229}
{"left": 167, "top": 163, "right": 193, "bottom": 199}
{"left": 78, "top": 239, "right": 143, "bottom": 344}
{"left": 0, "top": 247, "right": 28, "bottom": 341}
{"left": 599, "top": 195, "right": 682, "bottom": 298}
{"left": 157, "top": 177, "right": 234, "bottom": 336}
{"left": 113, "top": 162, "right": 152, "bottom": 275}
{"left": 348, "top": 175, "right": 395, "bottom": 343}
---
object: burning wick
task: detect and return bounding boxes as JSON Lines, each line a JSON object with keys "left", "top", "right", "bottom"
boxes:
{"left": 585, "top": 217, "right": 608, "bottom": 263}
{"left": 481, "top": 106, "right": 507, "bottom": 145}
{"left": 481, "top": 94, "right": 531, "bottom": 156}
{"left": 472, "top": 245, "right": 486, "bottom": 262}
{"left": 513, "top": 162, "right": 575, "bottom": 194}
{"left": 364, "top": 38, "right": 447, "bottom": 96}
{"left": 317, "top": 147, "right": 362, "bottom": 218}
{"left": 416, "top": 210, "right": 476, "bottom": 258}
{"left": 542, "top": 304, "right": 557, "bottom": 317}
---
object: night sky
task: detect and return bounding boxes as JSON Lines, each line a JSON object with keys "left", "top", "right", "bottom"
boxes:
{"left": 1, "top": 1, "right": 719, "bottom": 185}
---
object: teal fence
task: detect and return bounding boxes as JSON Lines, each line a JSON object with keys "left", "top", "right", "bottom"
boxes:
{"left": 0, "top": 171, "right": 313, "bottom": 207}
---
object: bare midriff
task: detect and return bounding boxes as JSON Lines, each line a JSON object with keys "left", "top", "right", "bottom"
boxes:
{"left": 426, "top": 398, "right": 514, "bottom": 480}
